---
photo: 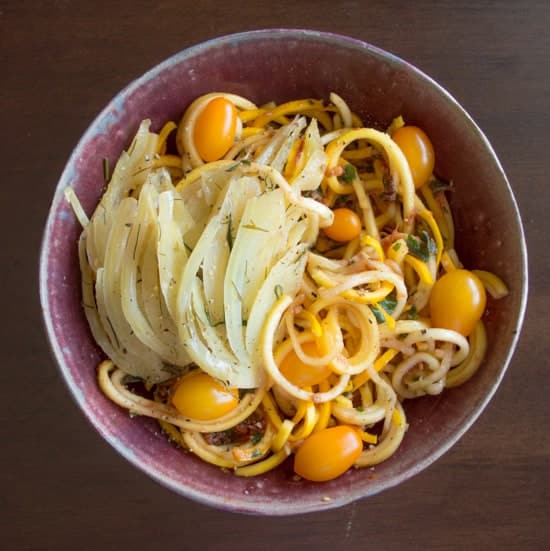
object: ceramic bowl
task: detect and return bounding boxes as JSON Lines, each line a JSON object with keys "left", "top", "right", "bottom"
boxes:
{"left": 40, "top": 29, "right": 528, "bottom": 514}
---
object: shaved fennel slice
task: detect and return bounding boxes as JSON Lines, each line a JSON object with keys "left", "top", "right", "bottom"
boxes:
{"left": 95, "top": 269, "right": 145, "bottom": 374}
{"left": 203, "top": 176, "right": 261, "bottom": 325}
{"left": 245, "top": 243, "right": 308, "bottom": 364}
{"left": 175, "top": 197, "right": 241, "bottom": 370}
{"left": 120, "top": 182, "right": 189, "bottom": 367}
{"left": 281, "top": 205, "right": 311, "bottom": 250}
{"left": 145, "top": 169, "right": 194, "bottom": 366}
{"left": 157, "top": 190, "right": 193, "bottom": 319}
{"left": 255, "top": 117, "right": 305, "bottom": 167}
{"left": 79, "top": 233, "right": 116, "bottom": 360}
{"left": 269, "top": 117, "right": 307, "bottom": 174}
{"left": 119, "top": 184, "right": 165, "bottom": 357}
{"left": 224, "top": 189, "right": 286, "bottom": 367}
{"left": 96, "top": 198, "right": 166, "bottom": 383}
{"left": 178, "top": 168, "right": 232, "bottom": 248}
{"left": 291, "top": 118, "right": 326, "bottom": 192}
{"left": 178, "top": 278, "right": 240, "bottom": 385}
{"left": 86, "top": 121, "right": 158, "bottom": 272}
{"left": 140, "top": 219, "right": 187, "bottom": 365}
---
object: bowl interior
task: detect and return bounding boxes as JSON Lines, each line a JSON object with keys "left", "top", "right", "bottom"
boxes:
{"left": 40, "top": 29, "right": 527, "bottom": 514}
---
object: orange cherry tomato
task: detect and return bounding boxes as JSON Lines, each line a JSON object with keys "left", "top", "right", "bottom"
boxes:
{"left": 294, "top": 425, "right": 363, "bottom": 482}
{"left": 323, "top": 207, "right": 362, "bottom": 242}
{"left": 429, "top": 269, "right": 487, "bottom": 337}
{"left": 171, "top": 371, "right": 239, "bottom": 420}
{"left": 392, "top": 125, "right": 435, "bottom": 189}
{"left": 193, "top": 97, "right": 238, "bottom": 162}
{"left": 279, "top": 342, "right": 332, "bottom": 387}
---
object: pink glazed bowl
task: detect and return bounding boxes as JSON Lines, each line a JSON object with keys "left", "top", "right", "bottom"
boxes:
{"left": 40, "top": 29, "right": 527, "bottom": 515}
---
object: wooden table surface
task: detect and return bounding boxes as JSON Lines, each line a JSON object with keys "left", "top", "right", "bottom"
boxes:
{"left": 2, "top": 1, "right": 548, "bottom": 549}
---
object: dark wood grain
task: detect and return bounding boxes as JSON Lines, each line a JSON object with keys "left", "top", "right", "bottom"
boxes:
{"left": 1, "top": 1, "right": 548, "bottom": 549}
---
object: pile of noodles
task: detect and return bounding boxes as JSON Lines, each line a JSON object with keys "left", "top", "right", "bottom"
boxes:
{"left": 67, "top": 92, "right": 508, "bottom": 477}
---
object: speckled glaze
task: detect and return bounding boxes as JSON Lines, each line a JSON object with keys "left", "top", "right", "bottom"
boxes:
{"left": 40, "top": 29, "right": 527, "bottom": 515}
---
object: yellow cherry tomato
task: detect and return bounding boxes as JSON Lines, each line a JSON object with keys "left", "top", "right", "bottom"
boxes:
{"left": 429, "top": 269, "right": 487, "bottom": 337}
{"left": 193, "top": 97, "right": 238, "bottom": 162}
{"left": 323, "top": 207, "right": 362, "bottom": 242}
{"left": 171, "top": 371, "right": 239, "bottom": 420}
{"left": 294, "top": 425, "right": 363, "bottom": 482}
{"left": 279, "top": 342, "right": 332, "bottom": 387}
{"left": 392, "top": 125, "right": 435, "bottom": 189}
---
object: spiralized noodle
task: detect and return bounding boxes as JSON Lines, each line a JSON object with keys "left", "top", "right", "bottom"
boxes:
{"left": 69, "top": 92, "right": 509, "bottom": 481}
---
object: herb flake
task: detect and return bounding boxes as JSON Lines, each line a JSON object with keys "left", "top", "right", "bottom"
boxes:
{"left": 429, "top": 177, "right": 453, "bottom": 195}
{"left": 251, "top": 432, "right": 263, "bottom": 445}
{"left": 103, "top": 158, "right": 110, "bottom": 183}
{"left": 339, "top": 164, "right": 356, "bottom": 183}
{"left": 370, "top": 294, "right": 397, "bottom": 324}
{"left": 242, "top": 222, "right": 269, "bottom": 232}
{"left": 406, "top": 230, "right": 436, "bottom": 262}
{"left": 226, "top": 213, "right": 233, "bottom": 251}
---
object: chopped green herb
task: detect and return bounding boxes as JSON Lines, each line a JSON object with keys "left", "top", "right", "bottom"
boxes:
{"left": 226, "top": 212, "right": 233, "bottom": 251}
{"left": 225, "top": 161, "right": 241, "bottom": 172}
{"left": 238, "top": 388, "right": 255, "bottom": 399}
{"left": 103, "top": 158, "right": 110, "bottom": 183}
{"left": 242, "top": 222, "right": 269, "bottom": 232}
{"left": 423, "top": 230, "right": 437, "bottom": 256}
{"left": 407, "top": 305, "right": 418, "bottom": 320}
{"left": 340, "top": 164, "right": 356, "bottom": 183}
{"left": 132, "top": 224, "right": 141, "bottom": 260}
{"left": 379, "top": 294, "right": 397, "bottom": 314}
{"left": 355, "top": 406, "right": 365, "bottom": 412}
{"left": 393, "top": 242, "right": 402, "bottom": 251}
{"left": 105, "top": 315, "right": 120, "bottom": 348}
{"left": 371, "top": 308, "right": 385, "bottom": 323}
{"left": 406, "top": 230, "right": 435, "bottom": 262}
{"left": 429, "top": 177, "right": 452, "bottom": 194}
{"left": 369, "top": 293, "right": 397, "bottom": 324}
{"left": 251, "top": 432, "right": 263, "bottom": 445}
{"left": 205, "top": 309, "right": 225, "bottom": 327}
{"left": 274, "top": 284, "right": 283, "bottom": 299}
{"left": 231, "top": 280, "right": 243, "bottom": 301}
{"left": 225, "top": 158, "right": 251, "bottom": 172}
{"left": 265, "top": 176, "right": 276, "bottom": 191}
{"left": 222, "top": 427, "right": 236, "bottom": 439}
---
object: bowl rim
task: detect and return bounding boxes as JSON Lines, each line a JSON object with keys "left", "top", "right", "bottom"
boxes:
{"left": 39, "top": 28, "right": 529, "bottom": 515}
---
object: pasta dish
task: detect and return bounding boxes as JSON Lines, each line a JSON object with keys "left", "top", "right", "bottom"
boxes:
{"left": 67, "top": 92, "right": 508, "bottom": 482}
